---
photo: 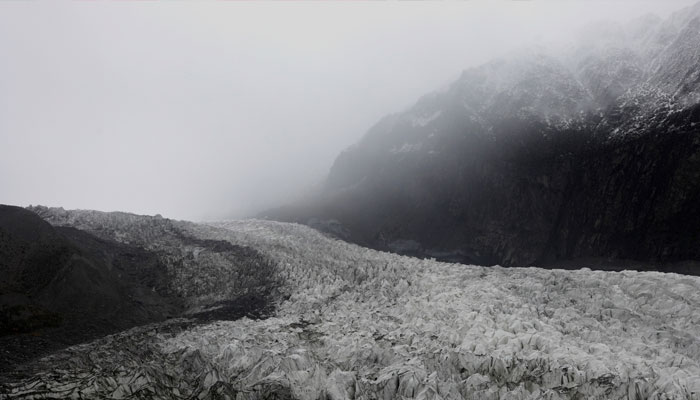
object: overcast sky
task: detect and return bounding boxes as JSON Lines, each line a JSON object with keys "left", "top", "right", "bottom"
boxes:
{"left": 0, "top": 0, "right": 696, "bottom": 221}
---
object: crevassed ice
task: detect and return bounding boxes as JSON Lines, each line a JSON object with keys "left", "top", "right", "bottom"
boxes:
{"left": 3, "top": 219, "right": 700, "bottom": 400}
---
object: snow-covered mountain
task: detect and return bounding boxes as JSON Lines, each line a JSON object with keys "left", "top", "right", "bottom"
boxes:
{"left": 2, "top": 209, "right": 699, "bottom": 399}
{"left": 267, "top": 2, "right": 700, "bottom": 269}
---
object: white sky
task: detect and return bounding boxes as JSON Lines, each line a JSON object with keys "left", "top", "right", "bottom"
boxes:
{"left": 0, "top": 0, "right": 696, "bottom": 221}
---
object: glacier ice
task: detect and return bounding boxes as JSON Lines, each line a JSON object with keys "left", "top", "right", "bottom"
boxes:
{"left": 1, "top": 218, "right": 700, "bottom": 399}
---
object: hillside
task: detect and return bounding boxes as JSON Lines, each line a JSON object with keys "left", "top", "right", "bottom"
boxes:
{"left": 0, "top": 205, "right": 278, "bottom": 375}
{"left": 1, "top": 214, "right": 699, "bottom": 399}
{"left": 265, "top": 3, "right": 700, "bottom": 269}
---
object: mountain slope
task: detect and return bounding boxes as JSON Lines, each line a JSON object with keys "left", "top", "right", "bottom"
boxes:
{"left": 27, "top": 206, "right": 280, "bottom": 316}
{"left": 266, "top": 3, "right": 700, "bottom": 269}
{"left": 0, "top": 205, "right": 180, "bottom": 370}
{"left": 0, "top": 205, "right": 279, "bottom": 374}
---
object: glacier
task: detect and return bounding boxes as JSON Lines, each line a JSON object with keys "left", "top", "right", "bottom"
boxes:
{"left": 2, "top": 217, "right": 699, "bottom": 399}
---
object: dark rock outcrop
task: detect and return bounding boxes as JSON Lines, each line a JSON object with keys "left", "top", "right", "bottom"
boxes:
{"left": 0, "top": 205, "right": 280, "bottom": 375}
{"left": 0, "top": 205, "right": 177, "bottom": 371}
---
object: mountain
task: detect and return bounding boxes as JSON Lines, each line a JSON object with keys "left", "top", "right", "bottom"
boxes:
{"left": 266, "top": 3, "right": 700, "bottom": 269}
{"left": 2, "top": 215, "right": 699, "bottom": 399}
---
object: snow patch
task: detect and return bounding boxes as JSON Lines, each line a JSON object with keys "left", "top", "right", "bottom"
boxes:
{"left": 410, "top": 110, "right": 442, "bottom": 128}
{"left": 389, "top": 142, "right": 423, "bottom": 154}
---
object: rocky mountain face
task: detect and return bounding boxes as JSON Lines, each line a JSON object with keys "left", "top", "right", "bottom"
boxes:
{"left": 267, "top": 3, "right": 700, "bottom": 269}
{"left": 0, "top": 205, "right": 279, "bottom": 375}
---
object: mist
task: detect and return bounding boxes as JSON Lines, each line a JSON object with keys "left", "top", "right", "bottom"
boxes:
{"left": 0, "top": 0, "right": 695, "bottom": 221}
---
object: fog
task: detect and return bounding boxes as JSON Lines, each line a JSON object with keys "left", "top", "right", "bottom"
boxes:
{"left": 0, "top": 0, "right": 695, "bottom": 221}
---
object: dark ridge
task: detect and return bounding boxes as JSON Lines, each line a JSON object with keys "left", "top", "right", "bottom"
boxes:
{"left": 0, "top": 205, "right": 282, "bottom": 377}
{"left": 0, "top": 205, "right": 183, "bottom": 373}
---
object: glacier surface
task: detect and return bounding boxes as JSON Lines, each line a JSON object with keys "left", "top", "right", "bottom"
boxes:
{"left": 2, "top": 219, "right": 700, "bottom": 399}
